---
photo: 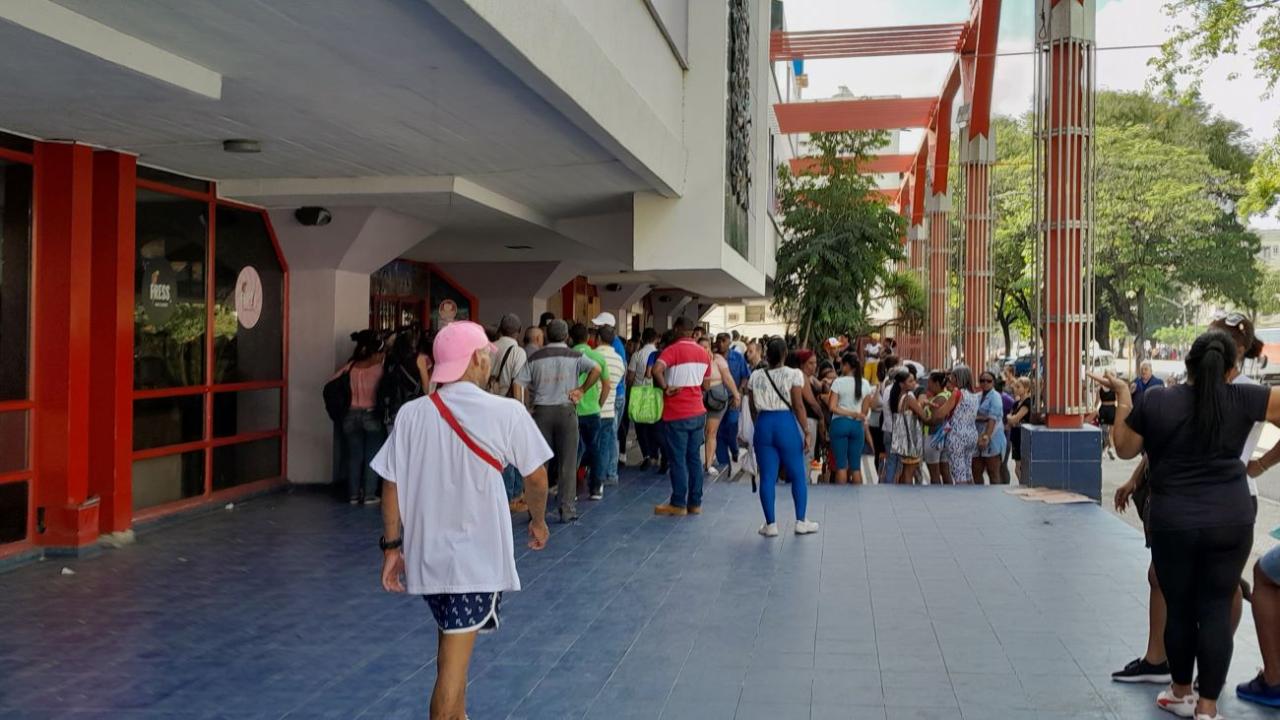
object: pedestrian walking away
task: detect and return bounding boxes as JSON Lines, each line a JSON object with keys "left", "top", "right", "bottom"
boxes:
{"left": 374, "top": 320, "right": 552, "bottom": 720}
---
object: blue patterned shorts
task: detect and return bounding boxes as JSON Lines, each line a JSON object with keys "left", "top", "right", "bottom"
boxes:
{"left": 424, "top": 592, "right": 502, "bottom": 634}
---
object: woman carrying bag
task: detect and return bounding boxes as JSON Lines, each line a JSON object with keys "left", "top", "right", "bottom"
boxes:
{"left": 747, "top": 339, "right": 819, "bottom": 538}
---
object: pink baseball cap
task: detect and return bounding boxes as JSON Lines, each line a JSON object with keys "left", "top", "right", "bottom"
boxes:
{"left": 431, "top": 321, "right": 495, "bottom": 384}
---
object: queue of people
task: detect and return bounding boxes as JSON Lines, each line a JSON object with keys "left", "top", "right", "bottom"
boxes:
{"left": 349, "top": 313, "right": 1280, "bottom": 719}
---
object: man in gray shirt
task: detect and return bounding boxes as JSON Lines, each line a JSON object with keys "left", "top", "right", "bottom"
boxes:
{"left": 514, "top": 319, "right": 601, "bottom": 522}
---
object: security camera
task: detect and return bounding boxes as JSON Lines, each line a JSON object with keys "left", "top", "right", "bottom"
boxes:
{"left": 294, "top": 207, "right": 332, "bottom": 226}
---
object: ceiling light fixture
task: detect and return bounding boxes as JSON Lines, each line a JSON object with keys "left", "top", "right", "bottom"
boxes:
{"left": 222, "top": 139, "right": 261, "bottom": 154}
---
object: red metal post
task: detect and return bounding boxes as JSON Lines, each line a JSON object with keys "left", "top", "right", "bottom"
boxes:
{"left": 1036, "top": 0, "right": 1095, "bottom": 426}
{"left": 88, "top": 151, "right": 137, "bottom": 533}
{"left": 926, "top": 192, "right": 950, "bottom": 370}
{"left": 32, "top": 142, "right": 99, "bottom": 547}
{"left": 960, "top": 137, "right": 995, "bottom": 372}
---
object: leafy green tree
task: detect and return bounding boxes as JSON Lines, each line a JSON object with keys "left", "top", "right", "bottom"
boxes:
{"left": 989, "top": 116, "right": 1036, "bottom": 357}
{"left": 1251, "top": 261, "right": 1280, "bottom": 317}
{"left": 1241, "top": 137, "right": 1280, "bottom": 217}
{"left": 1153, "top": 0, "right": 1280, "bottom": 98}
{"left": 772, "top": 130, "right": 914, "bottom": 345}
{"left": 1095, "top": 124, "right": 1258, "bottom": 360}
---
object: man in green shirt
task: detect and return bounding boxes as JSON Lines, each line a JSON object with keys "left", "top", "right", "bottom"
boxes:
{"left": 570, "top": 323, "right": 611, "bottom": 500}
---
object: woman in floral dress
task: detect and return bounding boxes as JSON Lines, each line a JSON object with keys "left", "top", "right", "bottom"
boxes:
{"left": 937, "top": 366, "right": 980, "bottom": 484}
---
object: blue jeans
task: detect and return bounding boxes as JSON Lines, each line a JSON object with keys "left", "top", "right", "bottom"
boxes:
{"left": 716, "top": 408, "right": 741, "bottom": 466}
{"left": 502, "top": 465, "right": 523, "bottom": 500}
{"left": 754, "top": 410, "right": 808, "bottom": 524}
{"left": 664, "top": 414, "right": 706, "bottom": 508}
{"left": 342, "top": 409, "right": 385, "bottom": 500}
{"left": 598, "top": 415, "right": 620, "bottom": 483}
{"left": 883, "top": 452, "right": 903, "bottom": 484}
{"left": 576, "top": 414, "right": 603, "bottom": 492}
{"left": 829, "top": 417, "right": 865, "bottom": 471}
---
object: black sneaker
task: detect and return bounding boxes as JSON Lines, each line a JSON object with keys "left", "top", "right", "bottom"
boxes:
{"left": 1112, "top": 657, "right": 1172, "bottom": 684}
{"left": 639, "top": 458, "right": 652, "bottom": 471}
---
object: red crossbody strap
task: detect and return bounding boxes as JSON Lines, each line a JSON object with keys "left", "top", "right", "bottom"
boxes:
{"left": 430, "top": 392, "right": 503, "bottom": 473}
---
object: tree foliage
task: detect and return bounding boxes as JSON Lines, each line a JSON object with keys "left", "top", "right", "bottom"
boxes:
{"left": 1154, "top": 0, "right": 1280, "bottom": 96}
{"left": 990, "top": 92, "right": 1260, "bottom": 360}
{"left": 772, "top": 130, "right": 913, "bottom": 345}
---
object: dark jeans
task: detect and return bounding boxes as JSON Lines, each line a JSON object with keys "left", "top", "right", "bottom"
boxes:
{"left": 342, "top": 409, "right": 385, "bottom": 500}
{"left": 716, "top": 408, "right": 741, "bottom": 466}
{"left": 635, "top": 422, "right": 662, "bottom": 461}
{"left": 664, "top": 414, "right": 706, "bottom": 509}
{"left": 1151, "top": 523, "right": 1254, "bottom": 700}
{"left": 576, "top": 414, "right": 603, "bottom": 493}
{"left": 618, "top": 404, "right": 631, "bottom": 458}
{"left": 534, "top": 404, "right": 579, "bottom": 516}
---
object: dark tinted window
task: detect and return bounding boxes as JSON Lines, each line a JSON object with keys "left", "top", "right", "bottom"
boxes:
{"left": 135, "top": 190, "right": 208, "bottom": 389}
{"left": 132, "top": 451, "right": 205, "bottom": 510}
{"left": 213, "top": 207, "right": 283, "bottom": 383}
{"left": 133, "top": 396, "right": 204, "bottom": 451}
{"left": 212, "top": 437, "right": 281, "bottom": 491}
{"left": 0, "top": 481, "right": 28, "bottom": 545}
{"left": 0, "top": 160, "right": 32, "bottom": 401}
{"left": 0, "top": 410, "right": 29, "bottom": 475}
{"left": 213, "top": 389, "right": 281, "bottom": 438}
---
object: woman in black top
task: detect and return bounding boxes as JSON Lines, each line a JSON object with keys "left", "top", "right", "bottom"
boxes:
{"left": 1098, "top": 384, "right": 1118, "bottom": 460}
{"left": 1111, "top": 330, "right": 1280, "bottom": 719}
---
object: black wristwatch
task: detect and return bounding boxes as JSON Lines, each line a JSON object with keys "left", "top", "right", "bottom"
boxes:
{"left": 379, "top": 536, "right": 402, "bottom": 551}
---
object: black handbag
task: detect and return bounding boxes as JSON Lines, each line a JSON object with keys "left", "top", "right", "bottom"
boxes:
{"left": 323, "top": 366, "right": 352, "bottom": 422}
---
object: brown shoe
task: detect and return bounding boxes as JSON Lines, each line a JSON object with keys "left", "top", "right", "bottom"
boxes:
{"left": 687, "top": 505, "right": 702, "bottom": 515}
{"left": 509, "top": 497, "right": 529, "bottom": 513}
{"left": 654, "top": 503, "right": 688, "bottom": 517}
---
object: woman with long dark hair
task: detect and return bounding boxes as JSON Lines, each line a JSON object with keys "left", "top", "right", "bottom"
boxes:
{"left": 379, "top": 329, "right": 425, "bottom": 430}
{"left": 972, "top": 370, "right": 1007, "bottom": 484}
{"left": 333, "top": 329, "right": 386, "bottom": 505}
{"left": 1111, "top": 329, "right": 1280, "bottom": 720}
{"left": 889, "top": 369, "right": 928, "bottom": 484}
{"left": 747, "top": 338, "right": 818, "bottom": 537}
{"left": 827, "top": 353, "right": 875, "bottom": 484}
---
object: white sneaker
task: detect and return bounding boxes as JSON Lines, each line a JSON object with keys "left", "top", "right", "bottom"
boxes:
{"left": 1156, "top": 687, "right": 1199, "bottom": 718}
{"left": 795, "top": 520, "right": 820, "bottom": 535}
{"left": 758, "top": 523, "right": 779, "bottom": 537}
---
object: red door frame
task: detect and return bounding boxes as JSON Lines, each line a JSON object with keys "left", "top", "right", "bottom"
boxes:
{"left": 126, "top": 177, "right": 292, "bottom": 525}
{"left": 0, "top": 145, "right": 35, "bottom": 558}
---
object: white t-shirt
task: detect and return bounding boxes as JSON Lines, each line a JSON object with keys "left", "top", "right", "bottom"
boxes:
{"left": 370, "top": 382, "right": 553, "bottom": 595}
{"left": 629, "top": 343, "right": 658, "bottom": 387}
{"left": 831, "top": 376, "right": 873, "bottom": 414}
{"left": 489, "top": 336, "right": 526, "bottom": 397}
{"left": 1235, "top": 373, "right": 1264, "bottom": 497}
{"left": 749, "top": 367, "right": 803, "bottom": 412}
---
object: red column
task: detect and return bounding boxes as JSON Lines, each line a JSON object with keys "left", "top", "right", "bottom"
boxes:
{"left": 32, "top": 142, "right": 99, "bottom": 547}
{"left": 1038, "top": 0, "right": 1095, "bottom": 426}
{"left": 88, "top": 152, "right": 136, "bottom": 533}
{"left": 961, "top": 135, "right": 995, "bottom": 373}
{"left": 926, "top": 192, "right": 950, "bottom": 370}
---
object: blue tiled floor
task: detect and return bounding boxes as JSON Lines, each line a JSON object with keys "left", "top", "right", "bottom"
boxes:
{"left": 1, "top": 469, "right": 1275, "bottom": 719}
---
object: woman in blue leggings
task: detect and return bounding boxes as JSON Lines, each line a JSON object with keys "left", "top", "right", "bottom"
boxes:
{"left": 827, "top": 353, "right": 875, "bottom": 484}
{"left": 747, "top": 338, "right": 819, "bottom": 537}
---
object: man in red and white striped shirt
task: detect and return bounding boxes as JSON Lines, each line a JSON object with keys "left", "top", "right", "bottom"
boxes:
{"left": 652, "top": 317, "right": 712, "bottom": 516}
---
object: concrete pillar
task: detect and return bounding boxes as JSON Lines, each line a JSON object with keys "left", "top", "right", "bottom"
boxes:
{"left": 272, "top": 207, "right": 434, "bottom": 484}
{"left": 903, "top": 224, "right": 928, "bottom": 361}
{"left": 431, "top": 261, "right": 582, "bottom": 329}
{"left": 960, "top": 133, "right": 995, "bottom": 372}
{"left": 926, "top": 192, "right": 951, "bottom": 371}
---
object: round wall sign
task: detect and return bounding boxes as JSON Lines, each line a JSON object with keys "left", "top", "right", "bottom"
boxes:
{"left": 235, "top": 266, "right": 263, "bottom": 329}
{"left": 438, "top": 298, "right": 458, "bottom": 326}
{"left": 141, "top": 259, "right": 177, "bottom": 326}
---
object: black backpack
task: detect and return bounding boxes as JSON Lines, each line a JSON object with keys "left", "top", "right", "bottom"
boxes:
{"left": 323, "top": 366, "right": 352, "bottom": 422}
{"left": 379, "top": 363, "right": 423, "bottom": 424}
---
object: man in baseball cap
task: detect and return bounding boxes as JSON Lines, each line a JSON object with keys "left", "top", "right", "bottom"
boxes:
{"left": 373, "top": 320, "right": 552, "bottom": 719}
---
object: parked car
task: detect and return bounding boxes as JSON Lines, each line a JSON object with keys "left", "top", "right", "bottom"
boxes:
{"left": 1250, "top": 328, "right": 1280, "bottom": 385}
